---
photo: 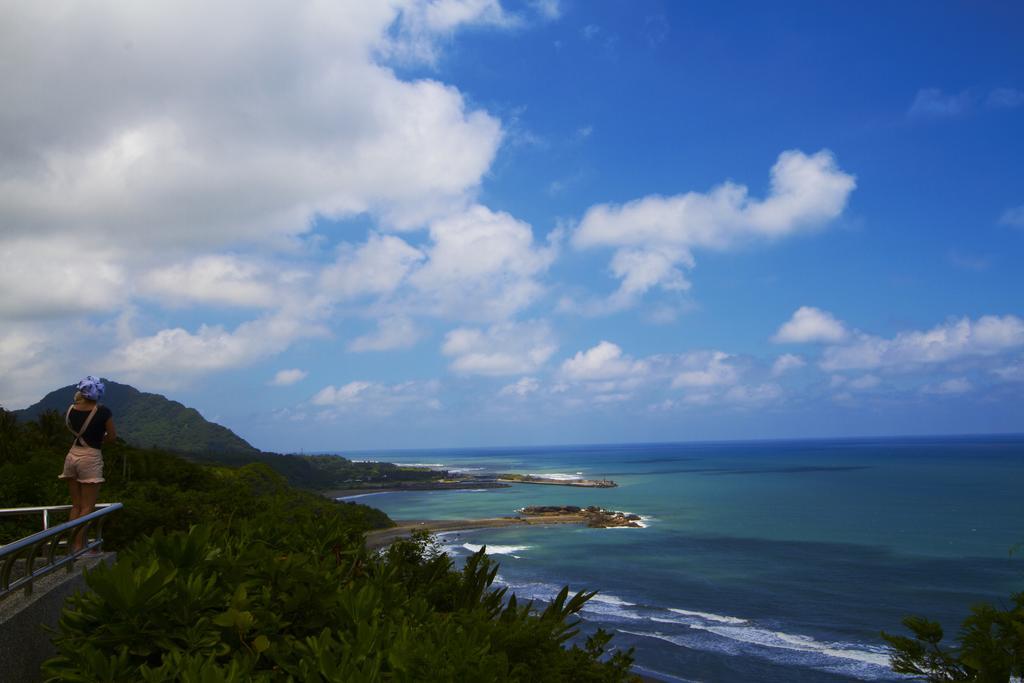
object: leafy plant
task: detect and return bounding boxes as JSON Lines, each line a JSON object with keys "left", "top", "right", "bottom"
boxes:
{"left": 44, "top": 521, "right": 636, "bottom": 681}
{"left": 883, "top": 593, "right": 1024, "bottom": 682}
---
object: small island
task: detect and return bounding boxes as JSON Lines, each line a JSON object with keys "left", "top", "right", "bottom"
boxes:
{"left": 519, "top": 505, "right": 643, "bottom": 528}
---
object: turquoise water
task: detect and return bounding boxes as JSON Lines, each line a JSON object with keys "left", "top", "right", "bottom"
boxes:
{"left": 345, "top": 437, "right": 1024, "bottom": 682}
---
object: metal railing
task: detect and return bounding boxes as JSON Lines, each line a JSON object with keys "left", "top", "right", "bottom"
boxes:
{"left": 0, "top": 503, "right": 123, "bottom": 601}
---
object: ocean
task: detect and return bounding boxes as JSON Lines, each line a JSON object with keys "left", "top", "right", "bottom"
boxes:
{"left": 343, "top": 436, "right": 1024, "bottom": 682}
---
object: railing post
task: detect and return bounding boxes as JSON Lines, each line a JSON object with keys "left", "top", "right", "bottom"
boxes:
{"left": 43, "top": 508, "right": 49, "bottom": 530}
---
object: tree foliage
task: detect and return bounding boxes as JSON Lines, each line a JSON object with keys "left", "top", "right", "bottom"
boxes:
{"left": 0, "top": 408, "right": 391, "bottom": 546}
{"left": 42, "top": 520, "right": 635, "bottom": 681}
{"left": 883, "top": 594, "right": 1024, "bottom": 682}
{"left": 2, "top": 408, "right": 636, "bottom": 681}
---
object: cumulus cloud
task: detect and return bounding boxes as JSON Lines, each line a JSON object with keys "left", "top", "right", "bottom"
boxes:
{"left": 0, "top": 239, "right": 126, "bottom": 319}
{"left": 139, "top": 255, "right": 292, "bottom": 308}
{"left": 821, "top": 315, "right": 1024, "bottom": 371}
{"left": 270, "top": 368, "right": 308, "bottom": 386}
{"left": 671, "top": 351, "right": 740, "bottom": 388}
{"left": 771, "top": 353, "right": 805, "bottom": 376}
{"left": 387, "top": 0, "right": 521, "bottom": 64}
{"left": 320, "top": 205, "right": 556, "bottom": 321}
{"left": 0, "top": 3, "right": 504, "bottom": 251}
{"left": 320, "top": 234, "right": 425, "bottom": 301}
{"left": 106, "top": 301, "right": 329, "bottom": 387}
{"left": 499, "top": 376, "right": 541, "bottom": 397}
{"left": 560, "top": 341, "right": 648, "bottom": 381}
{"left": 772, "top": 306, "right": 849, "bottom": 344}
{"left": 410, "top": 205, "right": 558, "bottom": 319}
{"left": 441, "top": 320, "right": 557, "bottom": 376}
{"left": 0, "top": 1, "right": 529, "bottom": 400}
{"left": 310, "top": 379, "right": 441, "bottom": 415}
{"left": 0, "top": 0, "right": 510, "bottom": 382}
{"left": 348, "top": 316, "right": 422, "bottom": 352}
{"left": 572, "top": 150, "right": 854, "bottom": 308}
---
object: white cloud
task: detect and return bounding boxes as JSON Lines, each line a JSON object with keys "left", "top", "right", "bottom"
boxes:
{"left": 0, "top": 239, "right": 126, "bottom": 319}
{"left": 848, "top": 374, "right": 881, "bottom": 390}
{"left": 409, "top": 205, "right": 558, "bottom": 319}
{"left": 723, "top": 383, "right": 782, "bottom": 404}
{"left": 999, "top": 205, "right": 1024, "bottom": 228}
{"left": 605, "top": 247, "right": 692, "bottom": 309}
{"left": 821, "top": 315, "right": 1024, "bottom": 371}
{"left": 575, "top": 150, "right": 855, "bottom": 250}
{"left": 387, "top": 0, "right": 520, "bottom": 64}
{"left": 270, "top": 368, "right": 308, "bottom": 386}
{"left": 0, "top": 0, "right": 508, "bottom": 370}
{"left": 0, "top": 3, "right": 504, "bottom": 250}
{"left": 529, "top": 0, "right": 562, "bottom": 20}
{"left": 908, "top": 88, "right": 972, "bottom": 117}
{"left": 442, "top": 320, "right": 557, "bottom": 376}
{"left": 320, "top": 205, "right": 557, "bottom": 321}
{"left": 106, "top": 301, "right": 329, "bottom": 387}
{"left": 773, "top": 306, "right": 849, "bottom": 344}
{"left": 771, "top": 353, "right": 805, "bottom": 376}
{"left": 312, "top": 381, "right": 374, "bottom": 406}
{"left": 139, "top": 255, "right": 289, "bottom": 308}
{"left": 499, "top": 376, "right": 540, "bottom": 397}
{"left": 993, "top": 361, "right": 1024, "bottom": 382}
{"left": 560, "top": 341, "right": 648, "bottom": 381}
{"left": 348, "top": 316, "right": 422, "bottom": 352}
{"left": 320, "top": 234, "right": 425, "bottom": 301}
{"left": 311, "top": 379, "right": 441, "bottom": 415}
{"left": 922, "top": 377, "right": 973, "bottom": 395}
{"left": 572, "top": 150, "right": 855, "bottom": 308}
{"left": 0, "top": 327, "right": 65, "bottom": 408}
{"left": 672, "top": 351, "right": 740, "bottom": 388}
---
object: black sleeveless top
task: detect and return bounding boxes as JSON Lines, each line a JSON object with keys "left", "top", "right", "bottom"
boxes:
{"left": 67, "top": 405, "right": 112, "bottom": 449}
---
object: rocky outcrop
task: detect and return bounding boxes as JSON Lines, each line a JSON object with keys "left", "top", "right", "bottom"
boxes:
{"left": 519, "top": 505, "right": 643, "bottom": 528}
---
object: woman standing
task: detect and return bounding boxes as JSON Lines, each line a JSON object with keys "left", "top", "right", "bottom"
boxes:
{"left": 59, "top": 376, "right": 116, "bottom": 551}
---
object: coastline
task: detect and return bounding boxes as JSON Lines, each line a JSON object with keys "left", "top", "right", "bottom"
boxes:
{"left": 325, "top": 483, "right": 508, "bottom": 499}
{"left": 365, "top": 517, "right": 544, "bottom": 550}
{"left": 364, "top": 510, "right": 640, "bottom": 551}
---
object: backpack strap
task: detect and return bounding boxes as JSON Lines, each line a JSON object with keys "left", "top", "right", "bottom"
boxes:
{"left": 66, "top": 403, "right": 99, "bottom": 448}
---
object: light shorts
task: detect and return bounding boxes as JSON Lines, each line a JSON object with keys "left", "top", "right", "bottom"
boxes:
{"left": 58, "top": 444, "right": 105, "bottom": 484}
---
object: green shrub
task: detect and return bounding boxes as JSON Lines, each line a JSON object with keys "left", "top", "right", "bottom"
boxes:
{"left": 44, "top": 522, "right": 636, "bottom": 682}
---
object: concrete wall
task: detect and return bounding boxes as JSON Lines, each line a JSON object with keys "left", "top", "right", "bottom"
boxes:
{"left": 0, "top": 555, "right": 112, "bottom": 683}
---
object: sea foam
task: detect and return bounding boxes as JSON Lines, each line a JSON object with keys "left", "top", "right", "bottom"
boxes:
{"left": 462, "top": 543, "right": 531, "bottom": 558}
{"left": 667, "top": 607, "right": 747, "bottom": 625}
{"left": 524, "top": 472, "right": 583, "bottom": 481}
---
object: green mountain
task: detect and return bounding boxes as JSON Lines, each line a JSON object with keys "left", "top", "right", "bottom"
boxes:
{"left": 13, "top": 380, "right": 258, "bottom": 455}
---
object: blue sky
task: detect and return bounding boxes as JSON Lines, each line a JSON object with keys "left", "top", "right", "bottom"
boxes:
{"left": 1, "top": 1, "right": 1022, "bottom": 451}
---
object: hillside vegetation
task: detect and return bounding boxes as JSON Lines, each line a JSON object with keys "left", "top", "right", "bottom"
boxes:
{"left": 0, "top": 410, "right": 637, "bottom": 682}
{"left": 14, "top": 381, "right": 258, "bottom": 455}
{"left": 11, "top": 380, "right": 447, "bottom": 492}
